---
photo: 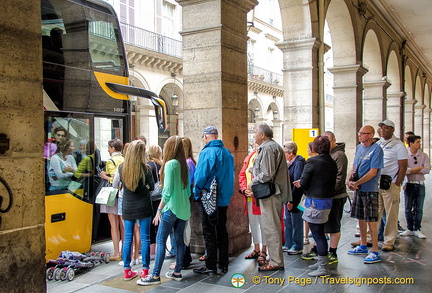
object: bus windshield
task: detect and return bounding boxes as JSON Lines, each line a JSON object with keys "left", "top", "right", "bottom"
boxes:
{"left": 42, "top": 0, "right": 126, "bottom": 74}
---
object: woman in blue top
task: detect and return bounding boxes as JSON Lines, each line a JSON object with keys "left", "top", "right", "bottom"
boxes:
{"left": 137, "top": 136, "right": 191, "bottom": 286}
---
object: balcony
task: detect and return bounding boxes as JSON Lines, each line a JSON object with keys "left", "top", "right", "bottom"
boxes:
{"left": 248, "top": 65, "right": 282, "bottom": 85}
{"left": 120, "top": 23, "right": 183, "bottom": 59}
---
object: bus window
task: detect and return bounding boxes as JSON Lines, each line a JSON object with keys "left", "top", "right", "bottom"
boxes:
{"left": 95, "top": 117, "right": 124, "bottom": 162}
{"left": 45, "top": 115, "right": 94, "bottom": 201}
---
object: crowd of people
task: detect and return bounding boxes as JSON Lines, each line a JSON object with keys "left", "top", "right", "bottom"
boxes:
{"left": 45, "top": 119, "right": 430, "bottom": 284}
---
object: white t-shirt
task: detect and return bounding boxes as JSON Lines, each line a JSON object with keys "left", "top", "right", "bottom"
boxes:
{"left": 377, "top": 136, "right": 408, "bottom": 181}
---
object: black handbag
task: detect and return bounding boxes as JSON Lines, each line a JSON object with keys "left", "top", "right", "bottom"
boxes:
{"left": 252, "top": 151, "right": 283, "bottom": 200}
{"left": 251, "top": 181, "right": 276, "bottom": 200}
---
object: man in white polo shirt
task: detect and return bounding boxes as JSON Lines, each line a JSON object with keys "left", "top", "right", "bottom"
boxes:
{"left": 376, "top": 120, "right": 408, "bottom": 251}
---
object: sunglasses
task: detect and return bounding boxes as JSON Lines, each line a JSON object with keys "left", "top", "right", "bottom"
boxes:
{"left": 414, "top": 156, "right": 418, "bottom": 164}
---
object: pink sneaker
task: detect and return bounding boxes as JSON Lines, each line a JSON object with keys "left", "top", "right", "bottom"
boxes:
{"left": 124, "top": 269, "right": 138, "bottom": 281}
{"left": 140, "top": 269, "right": 149, "bottom": 279}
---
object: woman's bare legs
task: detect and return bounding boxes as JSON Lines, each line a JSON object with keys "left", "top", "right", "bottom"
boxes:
{"left": 108, "top": 213, "right": 121, "bottom": 257}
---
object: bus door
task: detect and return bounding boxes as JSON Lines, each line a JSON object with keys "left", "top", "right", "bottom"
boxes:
{"left": 44, "top": 112, "right": 94, "bottom": 261}
{"left": 91, "top": 116, "right": 128, "bottom": 242}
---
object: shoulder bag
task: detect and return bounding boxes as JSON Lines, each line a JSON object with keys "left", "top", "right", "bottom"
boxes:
{"left": 251, "top": 152, "right": 283, "bottom": 200}
{"left": 149, "top": 161, "right": 162, "bottom": 201}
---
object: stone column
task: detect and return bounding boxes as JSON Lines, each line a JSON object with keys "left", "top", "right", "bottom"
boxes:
{"left": 137, "top": 103, "right": 158, "bottom": 144}
{"left": 423, "top": 109, "right": 431, "bottom": 156}
{"left": 328, "top": 65, "right": 368, "bottom": 161}
{"left": 0, "top": 1, "right": 46, "bottom": 291}
{"left": 387, "top": 91, "right": 405, "bottom": 138}
{"left": 272, "top": 119, "right": 283, "bottom": 145}
{"left": 404, "top": 99, "right": 417, "bottom": 134}
{"left": 277, "top": 38, "right": 321, "bottom": 141}
{"left": 176, "top": 0, "right": 258, "bottom": 254}
{"left": 363, "top": 80, "right": 390, "bottom": 128}
{"left": 414, "top": 104, "right": 426, "bottom": 138}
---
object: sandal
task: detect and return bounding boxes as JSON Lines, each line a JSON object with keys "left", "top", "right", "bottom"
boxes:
{"left": 257, "top": 251, "right": 267, "bottom": 266}
{"left": 244, "top": 250, "right": 260, "bottom": 259}
{"left": 199, "top": 254, "right": 206, "bottom": 261}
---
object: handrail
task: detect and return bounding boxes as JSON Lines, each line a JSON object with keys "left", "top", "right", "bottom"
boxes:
{"left": 119, "top": 23, "right": 183, "bottom": 58}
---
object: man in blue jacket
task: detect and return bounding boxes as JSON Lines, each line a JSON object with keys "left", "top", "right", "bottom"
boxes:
{"left": 193, "top": 126, "right": 234, "bottom": 275}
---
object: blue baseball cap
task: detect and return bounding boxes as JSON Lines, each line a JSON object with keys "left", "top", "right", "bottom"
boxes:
{"left": 203, "top": 126, "right": 218, "bottom": 135}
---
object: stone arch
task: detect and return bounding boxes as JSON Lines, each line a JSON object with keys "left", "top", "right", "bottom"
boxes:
{"left": 385, "top": 48, "right": 403, "bottom": 130}
{"left": 362, "top": 28, "right": 384, "bottom": 127}
{"left": 248, "top": 98, "right": 261, "bottom": 124}
{"left": 385, "top": 48, "right": 401, "bottom": 91}
{"left": 362, "top": 28, "right": 383, "bottom": 81}
{"left": 279, "top": 0, "right": 315, "bottom": 40}
{"left": 414, "top": 75, "right": 424, "bottom": 136}
{"left": 404, "top": 65, "right": 414, "bottom": 132}
{"left": 325, "top": 0, "right": 356, "bottom": 66}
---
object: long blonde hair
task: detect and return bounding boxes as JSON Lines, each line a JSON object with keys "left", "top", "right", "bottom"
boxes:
{"left": 160, "top": 136, "right": 188, "bottom": 189}
{"left": 147, "top": 145, "right": 163, "bottom": 165}
{"left": 122, "top": 140, "right": 148, "bottom": 191}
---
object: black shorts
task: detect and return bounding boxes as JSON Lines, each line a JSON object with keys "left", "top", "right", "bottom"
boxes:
{"left": 324, "top": 197, "right": 347, "bottom": 233}
{"left": 350, "top": 191, "right": 379, "bottom": 222}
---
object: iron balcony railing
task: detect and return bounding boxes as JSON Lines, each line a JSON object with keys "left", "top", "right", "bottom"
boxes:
{"left": 248, "top": 64, "right": 282, "bottom": 85}
{"left": 120, "top": 23, "right": 183, "bottom": 58}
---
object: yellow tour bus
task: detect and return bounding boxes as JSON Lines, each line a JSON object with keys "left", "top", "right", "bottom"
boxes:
{"left": 42, "top": 0, "right": 167, "bottom": 262}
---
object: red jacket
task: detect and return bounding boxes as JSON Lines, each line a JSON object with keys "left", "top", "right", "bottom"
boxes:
{"left": 239, "top": 150, "right": 261, "bottom": 215}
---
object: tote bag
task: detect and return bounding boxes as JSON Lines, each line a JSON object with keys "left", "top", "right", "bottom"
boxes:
{"left": 95, "top": 186, "right": 118, "bottom": 207}
{"left": 201, "top": 177, "right": 217, "bottom": 216}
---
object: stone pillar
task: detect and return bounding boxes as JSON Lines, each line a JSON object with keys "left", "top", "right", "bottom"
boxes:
{"left": 363, "top": 80, "right": 390, "bottom": 127}
{"left": 414, "top": 104, "right": 426, "bottom": 138}
{"left": 272, "top": 119, "right": 283, "bottom": 145}
{"left": 277, "top": 38, "right": 321, "bottom": 141}
{"left": 423, "top": 109, "right": 431, "bottom": 156}
{"left": 328, "top": 65, "right": 368, "bottom": 161}
{"left": 177, "top": 0, "right": 258, "bottom": 254}
{"left": 137, "top": 103, "right": 158, "bottom": 144}
{"left": 404, "top": 99, "right": 416, "bottom": 133}
{"left": 387, "top": 91, "right": 405, "bottom": 138}
{"left": 0, "top": 1, "right": 46, "bottom": 292}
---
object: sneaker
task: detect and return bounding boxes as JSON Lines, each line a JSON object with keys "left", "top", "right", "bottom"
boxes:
{"left": 193, "top": 265, "right": 217, "bottom": 274}
{"left": 347, "top": 246, "right": 368, "bottom": 255}
{"left": 327, "top": 252, "right": 338, "bottom": 264}
{"left": 301, "top": 251, "right": 318, "bottom": 260}
{"left": 166, "top": 252, "right": 176, "bottom": 259}
{"left": 364, "top": 252, "right": 381, "bottom": 264}
{"left": 124, "top": 269, "right": 138, "bottom": 281}
{"left": 282, "top": 246, "right": 289, "bottom": 252}
{"left": 414, "top": 230, "right": 426, "bottom": 239}
{"left": 140, "top": 269, "right": 149, "bottom": 279}
{"left": 400, "top": 230, "right": 414, "bottom": 237}
{"left": 137, "top": 274, "right": 161, "bottom": 286}
{"left": 165, "top": 271, "right": 183, "bottom": 281}
{"left": 131, "top": 258, "right": 141, "bottom": 266}
{"left": 287, "top": 248, "right": 303, "bottom": 255}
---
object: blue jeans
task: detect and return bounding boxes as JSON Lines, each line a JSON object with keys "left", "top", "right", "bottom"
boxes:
{"left": 284, "top": 206, "right": 303, "bottom": 250}
{"left": 123, "top": 217, "right": 151, "bottom": 269}
{"left": 404, "top": 183, "right": 426, "bottom": 231}
{"left": 153, "top": 210, "right": 186, "bottom": 276}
